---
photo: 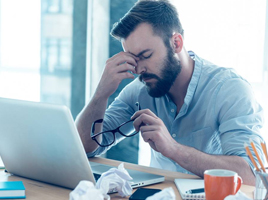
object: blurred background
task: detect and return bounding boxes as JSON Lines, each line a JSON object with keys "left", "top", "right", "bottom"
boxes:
{"left": 0, "top": 0, "right": 267, "bottom": 167}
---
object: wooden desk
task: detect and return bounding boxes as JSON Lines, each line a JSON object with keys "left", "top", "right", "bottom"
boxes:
{"left": 0, "top": 157, "right": 255, "bottom": 200}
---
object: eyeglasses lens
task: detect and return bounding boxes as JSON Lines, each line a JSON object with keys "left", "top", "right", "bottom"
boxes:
{"left": 119, "top": 121, "right": 138, "bottom": 136}
{"left": 95, "top": 131, "right": 114, "bottom": 146}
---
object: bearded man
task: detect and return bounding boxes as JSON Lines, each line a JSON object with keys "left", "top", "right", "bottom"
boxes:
{"left": 76, "top": 0, "right": 265, "bottom": 185}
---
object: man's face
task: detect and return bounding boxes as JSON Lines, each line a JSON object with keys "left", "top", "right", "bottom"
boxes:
{"left": 122, "top": 23, "right": 181, "bottom": 97}
{"left": 138, "top": 46, "right": 181, "bottom": 97}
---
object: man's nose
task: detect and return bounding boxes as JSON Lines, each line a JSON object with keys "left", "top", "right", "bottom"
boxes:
{"left": 135, "top": 61, "right": 146, "bottom": 74}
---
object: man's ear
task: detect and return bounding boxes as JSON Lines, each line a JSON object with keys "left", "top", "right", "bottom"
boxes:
{"left": 171, "top": 33, "right": 183, "bottom": 53}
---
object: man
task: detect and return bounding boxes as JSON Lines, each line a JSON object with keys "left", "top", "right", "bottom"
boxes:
{"left": 76, "top": 0, "right": 265, "bottom": 185}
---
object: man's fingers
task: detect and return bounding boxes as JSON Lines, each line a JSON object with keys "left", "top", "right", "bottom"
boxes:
{"left": 108, "top": 52, "right": 138, "bottom": 67}
{"left": 118, "top": 72, "right": 135, "bottom": 80}
{"left": 133, "top": 113, "right": 159, "bottom": 131}
{"left": 131, "top": 109, "right": 158, "bottom": 120}
{"left": 140, "top": 125, "right": 158, "bottom": 133}
{"left": 97, "top": 52, "right": 138, "bottom": 98}
{"left": 140, "top": 130, "right": 158, "bottom": 145}
{"left": 117, "top": 63, "right": 136, "bottom": 74}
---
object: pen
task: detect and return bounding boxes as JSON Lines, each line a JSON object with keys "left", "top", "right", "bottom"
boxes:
{"left": 261, "top": 142, "right": 268, "bottom": 163}
{"left": 186, "top": 188, "right": 205, "bottom": 194}
{"left": 244, "top": 142, "right": 260, "bottom": 171}
{"left": 250, "top": 139, "right": 266, "bottom": 172}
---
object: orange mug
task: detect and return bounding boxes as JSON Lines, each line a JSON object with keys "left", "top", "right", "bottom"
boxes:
{"left": 204, "top": 169, "right": 243, "bottom": 200}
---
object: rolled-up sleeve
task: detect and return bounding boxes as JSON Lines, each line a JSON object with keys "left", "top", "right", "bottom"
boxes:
{"left": 87, "top": 79, "right": 140, "bottom": 157}
{"left": 215, "top": 78, "right": 265, "bottom": 173}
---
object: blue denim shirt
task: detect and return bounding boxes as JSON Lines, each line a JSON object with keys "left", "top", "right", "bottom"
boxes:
{"left": 87, "top": 52, "right": 265, "bottom": 175}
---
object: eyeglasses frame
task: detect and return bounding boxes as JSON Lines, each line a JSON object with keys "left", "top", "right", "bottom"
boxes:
{"left": 91, "top": 102, "right": 141, "bottom": 147}
{"left": 91, "top": 118, "right": 139, "bottom": 147}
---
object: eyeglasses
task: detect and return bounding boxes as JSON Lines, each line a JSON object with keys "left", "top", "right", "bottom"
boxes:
{"left": 91, "top": 102, "right": 141, "bottom": 147}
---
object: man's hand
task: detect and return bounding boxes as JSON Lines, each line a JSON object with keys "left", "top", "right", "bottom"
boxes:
{"left": 131, "top": 109, "right": 178, "bottom": 157}
{"left": 95, "top": 52, "right": 138, "bottom": 99}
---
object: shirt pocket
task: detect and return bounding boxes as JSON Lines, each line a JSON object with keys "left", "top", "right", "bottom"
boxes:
{"left": 179, "top": 127, "right": 222, "bottom": 154}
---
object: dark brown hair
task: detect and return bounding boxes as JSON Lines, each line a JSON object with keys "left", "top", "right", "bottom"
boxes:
{"left": 110, "top": 0, "right": 184, "bottom": 47}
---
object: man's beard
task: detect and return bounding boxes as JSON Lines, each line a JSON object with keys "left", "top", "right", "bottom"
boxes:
{"left": 139, "top": 49, "right": 182, "bottom": 98}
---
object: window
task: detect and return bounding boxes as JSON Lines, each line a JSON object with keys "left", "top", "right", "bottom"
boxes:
{"left": 0, "top": 0, "right": 73, "bottom": 106}
{"left": 0, "top": 0, "right": 41, "bottom": 101}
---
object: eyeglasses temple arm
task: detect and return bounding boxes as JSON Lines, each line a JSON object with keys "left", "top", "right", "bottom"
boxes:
{"left": 91, "top": 119, "right": 104, "bottom": 136}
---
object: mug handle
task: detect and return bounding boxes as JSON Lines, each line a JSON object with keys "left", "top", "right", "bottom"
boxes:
{"left": 235, "top": 176, "right": 243, "bottom": 194}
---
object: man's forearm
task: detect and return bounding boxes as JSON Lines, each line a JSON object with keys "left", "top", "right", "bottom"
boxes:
{"left": 75, "top": 50, "right": 137, "bottom": 152}
{"left": 75, "top": 94, "right": 108, "bottom": 153}
{"left": 169, "top": 143, "right": 255, "bottom": 185}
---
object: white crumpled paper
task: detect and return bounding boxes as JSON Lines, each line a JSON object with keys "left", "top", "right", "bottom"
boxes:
{"left": 96, "top": 163, "right": 133, "bottom": 197}
{"left": 69, "top": 181, "right": 110, "bottom": 200}
{"left": 224, "top": 191, "right": 252, "bottom": 200}
{"left": 146, "top": 187, "right": 176, "bottom": 200}
{"left": 69, "top": 163, "right": 133, "bottom": 200}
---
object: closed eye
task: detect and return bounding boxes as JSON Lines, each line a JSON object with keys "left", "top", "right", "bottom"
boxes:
{"left": 141, "top": 52, "right": 153, "bottom": 59}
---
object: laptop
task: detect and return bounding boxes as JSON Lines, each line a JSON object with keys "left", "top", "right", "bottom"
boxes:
{"left": 0, "top": 97, "right": 164, "bottom": 190}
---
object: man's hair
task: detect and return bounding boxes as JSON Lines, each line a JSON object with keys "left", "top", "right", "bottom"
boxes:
{"left": 110, "top": 0, "right": 184, "bottom": 46}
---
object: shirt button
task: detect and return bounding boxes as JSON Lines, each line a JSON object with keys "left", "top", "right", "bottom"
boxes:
{"left": 172, "top": 134, "right": 176, "bottom": 138}
{"left": 171, "top": 109, "right": 175, "bottom": 112}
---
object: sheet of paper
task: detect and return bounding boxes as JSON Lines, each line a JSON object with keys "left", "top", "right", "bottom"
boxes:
{"left": 0, "top": 157, "right": 4, "bottom": 169}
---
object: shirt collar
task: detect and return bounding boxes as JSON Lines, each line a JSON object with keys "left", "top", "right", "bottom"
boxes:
{"left": 160, "top": 51, "right": 202, "bottom": 114}
{"left": 183, "top": 51, "right": 202, "bottom": 108}
{"left": 164, "top": 51, "right": 202, "bottom": 114}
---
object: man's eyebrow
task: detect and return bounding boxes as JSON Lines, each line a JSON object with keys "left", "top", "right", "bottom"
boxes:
{"left": 129, "top": 49, "right": 152, "bottom": 57}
